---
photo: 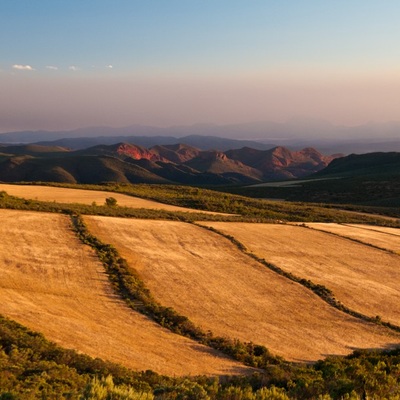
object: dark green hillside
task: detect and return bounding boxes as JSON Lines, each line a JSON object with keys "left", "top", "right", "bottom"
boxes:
{"left": 226, "top": 152, "right": 400, "bottom": 208}
{"left": 0, "top": 144, "right": 70, "bottom": 156}
{"left": 315, "top": 152, "right": 400, "bottom": 177}
{"left": 0, "top": 155, "right": 170, "bottom": 184}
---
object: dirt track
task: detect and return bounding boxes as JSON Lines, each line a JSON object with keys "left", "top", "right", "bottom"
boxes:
{"left": 0, "top": 210, "right": 249, "bottom": 376}
{"left": 86, "top": 216, "right": 400, "bottom": 362}
{"left": 201, "top": 222, "right": 400, "bottom": 326}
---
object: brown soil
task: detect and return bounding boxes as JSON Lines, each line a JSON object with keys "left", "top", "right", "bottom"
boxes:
{"left": 200, "top": 222, "right": 400, "bottom": 327}
{"left": 85, "top": 216, "right": 400, "bottom": 362}
{"left": 0, "top": 209, "right": 249, "bottom": 376}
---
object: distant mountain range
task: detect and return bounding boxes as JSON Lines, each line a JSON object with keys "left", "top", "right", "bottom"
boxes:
{"left": 1, "top": 119, "right": 400, "bottom": 154}
{"left": 34, "top": 135, "right": 275, "bottom": 152}
{"left": 0, "top": 142, "right": 337, "bottom": 185}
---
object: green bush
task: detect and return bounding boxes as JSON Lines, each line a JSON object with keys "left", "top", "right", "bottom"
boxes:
{"left": 105, "top": 197, "right": 118, "bottom": 207}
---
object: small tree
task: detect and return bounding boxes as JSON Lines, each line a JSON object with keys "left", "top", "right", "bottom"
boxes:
{"left": 105, "top": 197, "right": 117, "bottom": 207}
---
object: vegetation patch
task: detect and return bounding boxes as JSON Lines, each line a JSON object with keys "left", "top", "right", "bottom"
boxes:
{"left": 2, "top": 313, "right": 400, "bottom": 399}
{"left": 2, "top": 182, "right": 400, "bottom": 225}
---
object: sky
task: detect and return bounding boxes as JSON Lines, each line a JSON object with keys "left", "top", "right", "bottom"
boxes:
{"left": 1, "top": 0, "right": 400, "bottom": 133}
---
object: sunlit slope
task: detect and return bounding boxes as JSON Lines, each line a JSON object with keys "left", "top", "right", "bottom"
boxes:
{"left": 303, "top": 223, "right": 400, "bottom": 253}
{"left": 85, "top": 216, "right": 400, "bottom": 362}
{"left": 0, "top": 210, "right": 249, "bottom": 376}
{"left": 0, "top": 183, "right": 218, "bottom": 214}
{"left": 201, "top": 222, "right": 400, "bottom": 326}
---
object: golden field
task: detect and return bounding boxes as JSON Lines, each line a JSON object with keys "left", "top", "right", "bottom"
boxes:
{"left": 0, "top": 183, "right": 220, "bottom": 214}
{"left": 85, "top": 216, "right": 400, "bottom": 362}
{"left": 303, "top": 222, "right": 400, "bottom": 253}
{"left": 0, "top": 209, "right": 249, "bottom": 376}
{"left": 200, "top": 222, "right": 400, "bottom": 326}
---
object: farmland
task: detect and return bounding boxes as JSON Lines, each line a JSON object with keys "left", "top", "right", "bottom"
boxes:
{"left": 85, "top": 216, "right": 400, "bottom": 362}
{"left": 199, "top": 222, "right": 400, "bottom": 327}
{"left": 1, "top": 183, "right": 400, "bottom": 398}
{"left": 0, "top": 209, "right": 249, "bottom": 376}
{"left": 303, "top": 222, "right": 400, "bottom": 253}
{"left": 0, "top": 183, "right": 224, "bottom": 214}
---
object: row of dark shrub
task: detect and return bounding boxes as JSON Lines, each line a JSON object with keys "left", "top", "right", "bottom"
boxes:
{"left": 200, "top": 223, "right": 400, "bottom": 334}
{"left": 8, "top": 181, "right": 400, "bottom": 225}
{"left": 70, "top": 213, "right": 284, "bottom": 369}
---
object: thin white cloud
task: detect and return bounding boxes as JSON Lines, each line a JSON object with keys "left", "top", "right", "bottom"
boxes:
{"left": 69, "top": 65, "right": 80, "bottom": 71}
{"left": 106, "top": 65, "right": 113, "bottom": 69}
{"left": 12, "top": 64, "right": 34, "bottom": 71}
{"left": 46, "top": 65, "right": 58, "bottom": 70}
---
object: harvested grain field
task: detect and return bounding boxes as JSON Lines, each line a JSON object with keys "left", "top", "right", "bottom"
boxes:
{"left": 85, "top": 216, "right": 400, "bottom": 362}
{"left": 0, "top": 209, "right": 249, "bottom": 376}
{"left": 200, "top": 222, "right": 400, "bottom": 327}
{"left": 302, "top": 223, "right": 400, "bottom": 253}
{"left": 0, "top": 183, "right": 219, "bottom": 214}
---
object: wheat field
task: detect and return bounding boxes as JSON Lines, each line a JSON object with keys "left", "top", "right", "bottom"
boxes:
{"left": 303, "top": 223, "right": 400, "bottom": 253}
{"left": 0, "top": 183, "right": 220, "bottom": 214}
{"left": 0, "top": 209, "right": 250, "bottom": 376}
{"left": 200, "top": 222, "right": 400, "bottom": 327}
{"left": 85, "top": 216, "right": 400, "bottom": 362}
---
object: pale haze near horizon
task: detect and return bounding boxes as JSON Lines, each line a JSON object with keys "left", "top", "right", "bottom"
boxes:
{"left": 1, "top": 1, "right": 400, "bottom": 134}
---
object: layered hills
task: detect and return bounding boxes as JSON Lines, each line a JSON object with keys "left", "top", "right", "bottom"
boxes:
{"left": 0, "top": 142, "right": 336, "bottom": 185}
{"left": 232, "top": 151, "right": 400, "bottom": 207}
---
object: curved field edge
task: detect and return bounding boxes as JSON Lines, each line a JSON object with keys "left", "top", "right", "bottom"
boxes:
{"left": 0, "top": 209, "right": 248, "bottom": 376}
{"left": 0, "top": 212, "right": 399, "bottom": 398}
{"left": 200, "top": 222, "right": 400, "bottom": 332}
{"left": 0, "top": 183, "right": 230, "bottom": 215}
{"left": 71, "top": 214, "right": 283, "bottom": 370}
{"left": 83, "top": 216, "right": 400, "bottom": 363}
{"left": 4, "top": 313, "right": 400, "bottom": 400}
{"left": 1, "top": 182, "right": 400, "bottom": 225}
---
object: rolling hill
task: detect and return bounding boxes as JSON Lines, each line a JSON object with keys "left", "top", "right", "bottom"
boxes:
{"left": 0, "top": 154, "right": 169, "bottom": 184}
{"left": 230, "top": 151, "right": 400, "bottom": 207}
{"left": 1, "top": 182, "right": 400, "bottom": 398}
{"left": 0, "top": 142, "right": 336, "bottom": 185}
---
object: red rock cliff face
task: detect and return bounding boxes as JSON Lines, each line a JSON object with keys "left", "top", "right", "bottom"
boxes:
{"left": 116, "top": 143, "right": 163, "bottom": 161}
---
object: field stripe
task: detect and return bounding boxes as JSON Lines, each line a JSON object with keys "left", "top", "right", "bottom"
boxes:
{"left": 85, "top": 216, "right": 400, "bottom": 363}
{"left": 200, "top": 222, "right": 400, "bottom": 327}
{"left": 197, "top": 223, "right": 400, "bottom": 332}
{"left": 0, "top": 183, "right": 225, "bottom": 214}
{"left": 0, "top": 209, "right": 250, "bottom": 376}
{"left": 302, "top": 223, "right": 400, "bottom": 253}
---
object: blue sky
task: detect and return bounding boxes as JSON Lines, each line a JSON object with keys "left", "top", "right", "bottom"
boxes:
{"left": 1, "top": 1, "right": 400, "bottom": 132}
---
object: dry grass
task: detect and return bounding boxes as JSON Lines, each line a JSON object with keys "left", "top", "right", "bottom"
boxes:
{"left": 345, "top": 225, "right": 400, "bottom": 237}
{"left": 0, "top": 183, "right": 220, "bottom": 214}
{"left": 303, "top": 223, "right": 400, "bottom": 253}
{"left": 0, "top": 209, "right": 249, "bottom": 376}
{"left": 85, "top": 216, "right": 400, "bottom": 363}
{"left": 200, "top": 222, "right": 400, "bottom": 327}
